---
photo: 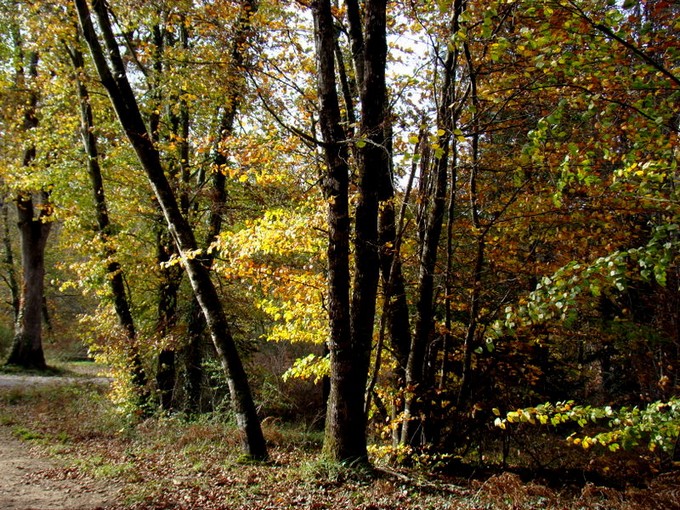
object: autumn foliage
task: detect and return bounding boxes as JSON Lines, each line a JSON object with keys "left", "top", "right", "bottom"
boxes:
{"left": 0, "top": 0, "right": 678, "bottom": 487}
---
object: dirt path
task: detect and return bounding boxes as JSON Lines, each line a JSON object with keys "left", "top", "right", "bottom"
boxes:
{"left": 0, "top": 374, "right": 119, "bottom": 510}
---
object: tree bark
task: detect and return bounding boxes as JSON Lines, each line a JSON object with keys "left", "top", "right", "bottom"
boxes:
{"left": 1, "top": 199, "right": 19, "bottom": 322}
{"left": 7, "top": 193, "right": 51, "bottom": 370}
{"left": 66, "top": 39, "right": 148, "bottom": 398}
{"left": 75, "top": 0, "right": 267, "bottom": 460}
{"left": 313, "top": 0, "right": 387, "bottom": 463}
{"left": 401, "top": 2, "right": 461, "bottom": 446}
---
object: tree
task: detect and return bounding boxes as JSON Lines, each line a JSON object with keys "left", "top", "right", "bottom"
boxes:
{"left": 7, "top": 192, "right": 52, "bottom": 369}
{"left": 74, "top": 0, "right": 267, "bottom": 460}
{"left": 311, "top": 0, "right": 388, "bottom": 463}
{"left": 4, "top": 15, "right": 52, "bottom": 370}
{"left": 65, "top": 33, "right": 149, "bottom": 401}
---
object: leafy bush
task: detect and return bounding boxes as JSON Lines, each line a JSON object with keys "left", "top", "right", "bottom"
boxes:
{"left": 496, "top": 398, "right": 680, "bottom": 459}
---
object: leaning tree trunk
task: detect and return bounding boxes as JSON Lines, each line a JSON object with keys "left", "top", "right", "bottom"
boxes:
{"left": 7, "top": 193, "right": 52, "bottom": 370}
{"left": 75, "top": 0, "right": 267, "bottom": 460}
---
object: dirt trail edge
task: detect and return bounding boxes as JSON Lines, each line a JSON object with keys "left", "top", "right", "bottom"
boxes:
{"left": 0, "top": 374, "right": 119, "bottom": 510}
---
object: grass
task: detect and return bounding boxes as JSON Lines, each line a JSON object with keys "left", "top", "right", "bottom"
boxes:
{"left": 0, "top": 375, "right": 677, "bottom": 509}
{"left": 0, "top": 363, "right": 66, "bottom": 376}
{"left": 0, "top": 359, "right": 109, "bottom": 378}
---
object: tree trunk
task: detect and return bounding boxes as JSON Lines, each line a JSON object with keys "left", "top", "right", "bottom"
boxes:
{"left": 5, "top": 44, "right": 51, "bottom": 370}
{"left": 7, "top": 193, "right": 51, "bottom": 370}
{"left": 181, "top": 0, "right": 257, "bottom": 415}
{"left": 1, "top": 199, "right": 19, "bottom": 322}
{"left": 147, "top": 18, "right": 187, "bottom": 411}
{"left": 312, "top": 0, "right": 354, "bottom": 462}
{"left": 401, "top": 2, "right": 461, "bottom": 446}
{"left": 457, "top": 38, "right": 483, "bottom": 408}
{"left": 75, "top": 0, "right": 267, "bottom": 460}
{"left": 313, "top": 0, "right": 387, "bottom": 463}
{"left": 66, "top": 39, "right": 149, "bottom": 398}
{"left": 377, "top": 181, "right": 411, "bottom": 381}
{"left": 156, "top": 228, "right": 182, "bottom": 410}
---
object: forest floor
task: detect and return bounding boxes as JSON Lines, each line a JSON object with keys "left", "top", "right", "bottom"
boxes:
{"left": 0, "top": 368, "right": 679, "bottom": 510}
{"left": 0, "top": 425, "right": 117, "bottom": 509}
{"left": 0, "top": 372, "right": 117, "bottom": 509}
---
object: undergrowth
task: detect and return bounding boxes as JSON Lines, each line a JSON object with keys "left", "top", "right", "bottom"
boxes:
{"left": 0, "top": 376, "right": 678, "bottom": 509}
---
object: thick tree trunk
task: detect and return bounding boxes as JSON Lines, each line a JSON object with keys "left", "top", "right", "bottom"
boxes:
{"left": 350, "top": 0, "right": 388, "bottom": 412}
{"left": 312, "top": 0, "right": 354, "bottom": 462}
{"left": 7, "top": 193, "right": 51, "bottom": 370}
{"left": 313, "top": 0, "right": 387, "bottom": 463}
{"left": 76, "top": 0, "right": 267, "bottom": 460}
{"left": 6, "top": 45, "right": 51, "bottom": 370}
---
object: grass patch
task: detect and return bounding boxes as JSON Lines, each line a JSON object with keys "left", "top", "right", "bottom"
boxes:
{"left": 301, "top": 457, "right": 372, "bottom": 485}
{"left": 12, "top": 425, "right": 45, "bottom": 442}
{"left": 0, "top": 363, "right": 67, "bottom": 376}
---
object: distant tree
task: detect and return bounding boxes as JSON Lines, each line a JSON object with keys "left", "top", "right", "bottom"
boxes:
{"left": 4, "top": 20, "right": 51, "bottom": 370}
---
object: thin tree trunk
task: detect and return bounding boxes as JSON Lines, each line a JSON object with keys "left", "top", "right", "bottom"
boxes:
{"left": 401, "top": 2, "right": 461, "bottom": 447}
{"left": 66, "top": 39, "right": 149, "bottom": 397}
{"left": 149, "top": 17, "right": 186, "bottom": 412}
{"left": 75, "top": 0, "right": 267, "bottom": 460}
{"left": 377, "top": 185, "right": 412, "bottom": 381}
{"left": 457, "top": 38, "right": 483, "bottom": 407}
{"left": 440, "top": 139, "right": 458, "bottom": 390}
{"left": 1, "top": 199, "right": 19, "bottom": 321}
{"left": 367, "top": 140, "right": 417, "bottom": 415}
{"left": 182, "top": 0, "right": 258, "bottom": 415}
